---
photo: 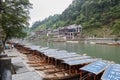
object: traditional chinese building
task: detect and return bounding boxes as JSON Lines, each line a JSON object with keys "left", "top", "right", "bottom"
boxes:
{"left": 58, "top": 24, "right": 82, "bottom": 40}
{"left": 35, "top": 30, "right": 47, "bottom": 39}
{"left": 34, "top": 24, "right": 82, "bottom": 40}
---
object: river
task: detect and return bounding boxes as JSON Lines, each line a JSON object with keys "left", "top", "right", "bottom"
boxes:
{"left": 29, "top": 40, "right": 120, "bottom": 63}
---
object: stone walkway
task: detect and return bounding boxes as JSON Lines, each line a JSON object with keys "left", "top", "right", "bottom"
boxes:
{"left": 5, "top": 48, "right": 43, "bottom": 80}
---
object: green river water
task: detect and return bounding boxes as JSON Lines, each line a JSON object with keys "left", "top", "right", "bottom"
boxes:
{"left": 30, "top": 41, "right": 120, "bottom": 63}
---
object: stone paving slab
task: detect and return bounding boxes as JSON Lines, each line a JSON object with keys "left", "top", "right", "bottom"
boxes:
{"left": 5, "top": 48, "right": 43, "bottom": 80}
{"left": 13, "top": 62, "right": 29, "bottom": 74}
{"left": 12, "top": 71, "right": 43, "bottom": 80}
{"left": 11, "top": 57, "right": 23, "bottom": 63}
{"left": 5, "top": 49, "right": 18, "bottom": 57}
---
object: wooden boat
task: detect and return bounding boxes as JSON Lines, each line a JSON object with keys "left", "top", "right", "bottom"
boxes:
{"left": 43, "top": 71, "right": 80, "bottom": 80}
{"left": 80, "top": 61, "right": 110, "bottom": 80}
{"left": 35, "top": 65, "right": 56, "bottom": 71}
{"left": 43, "top": 68, "right": 66, "bottom": 74}
{"left": 29, "top": 62, "right": 50, "bottom": 67}
{"left": 27, "top": 61, "right": 43, "bottom": 64}
{"left": 14, "top": 43, "right": 103, "bottom": 80}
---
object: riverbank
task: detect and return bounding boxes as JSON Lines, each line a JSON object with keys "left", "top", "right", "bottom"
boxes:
{"left": 31, "top": 37, "right": 120, "bottom": 46}
{"left": 5, "top": 48, "right": 43, "bottom": 80}
{"left": 83, "top": 38, "right": 120, "bottom": 45}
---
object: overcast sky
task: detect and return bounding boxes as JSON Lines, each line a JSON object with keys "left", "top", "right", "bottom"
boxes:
{"left": 29, "top": 0, "right": 73, "bottom": 27}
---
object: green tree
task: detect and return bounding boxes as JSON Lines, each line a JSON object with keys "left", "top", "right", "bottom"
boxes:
{"left": 112, "top": 20, "right": 120, "bottom": 36}
{"left": 1, "top": 0, "right": 32, "bottom": 52}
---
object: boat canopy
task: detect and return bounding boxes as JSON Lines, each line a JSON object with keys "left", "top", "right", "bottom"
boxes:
{"left": 62, "top": 56, "right": 91, "bottom": 62}
{"left": 24, "top": 45, "right": 40, "bottom": 50}
{"left": 37, "top": 47, "right": 49, "bottom": 52}
{"left": 101, "top": 64, "right": 120, "bottom": 80}
{"left": 29, "top": 46, "right": 40, "bottom": 50}
{"left": 45, "top": 52, "right": 77, "bottom": 58}
{"left": 42, "top": 49, "right": 58, "bottom": 54}
{"left": 80, "top": 61, "right": 109, "bottom": 75}
{"left": 53, "top": 54, "right": 80, "bottom": 59}
{"left": 63, "top": 59, "right": 97, "bottom": 66}
{"left": 42, "top": 50, "right": 71, "bottom": 56}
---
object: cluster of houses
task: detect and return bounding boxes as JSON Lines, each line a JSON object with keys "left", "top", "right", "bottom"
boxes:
{"left": 33, "top": 24, "right": 82, "bottom": 41}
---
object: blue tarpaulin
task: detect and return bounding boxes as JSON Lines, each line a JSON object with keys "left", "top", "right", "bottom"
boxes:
{"left": 24, "top": 45, "right": 40, "bottom": 50}
{"left": 63, "top": 59, "right": 97, "bottom": 66}
{"left": 62, "top": 56, "right": 91, "bottom": 62}
{"left": 41, "top": 49, "right": 60, "bottom": 55}
{"left": 101, "top": 64, "right": 120, "bottom": 80}
{"left": 46, "top": 52, "right": 77, "bottom": 58}
{"left": 54, "top": 54, "right": 80, "bottom": 59}
{"left": 80, "top": 61, "right": 109, "bottom": 75}
{"left": 37, "top": 47, "right": 49, "bottom": 52}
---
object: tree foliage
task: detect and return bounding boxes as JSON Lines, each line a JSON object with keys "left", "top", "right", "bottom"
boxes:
{"left": 31, "top": 0, "right": 120, "bottom": 37}
{"left": 31, "top": 14, "right": 60, "bottom": 31}
{"left": 112, "top": 20, "right": 120, "bottom": 36}
{"left": 1, "top": 0, "right": 32, "bottom": 41}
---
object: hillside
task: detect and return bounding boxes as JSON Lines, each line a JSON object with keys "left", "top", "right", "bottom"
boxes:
{"left": 31, "top": 0, "right": 120, "bottom": 37}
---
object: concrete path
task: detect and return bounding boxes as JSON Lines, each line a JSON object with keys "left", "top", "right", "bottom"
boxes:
{"left": 5, "top": 48, "right": 43, "bottom": 80}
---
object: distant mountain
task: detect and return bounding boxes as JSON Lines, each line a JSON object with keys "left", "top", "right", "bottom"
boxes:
{"left": 31, "top": 0, "right": 120, "bottom": 37}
